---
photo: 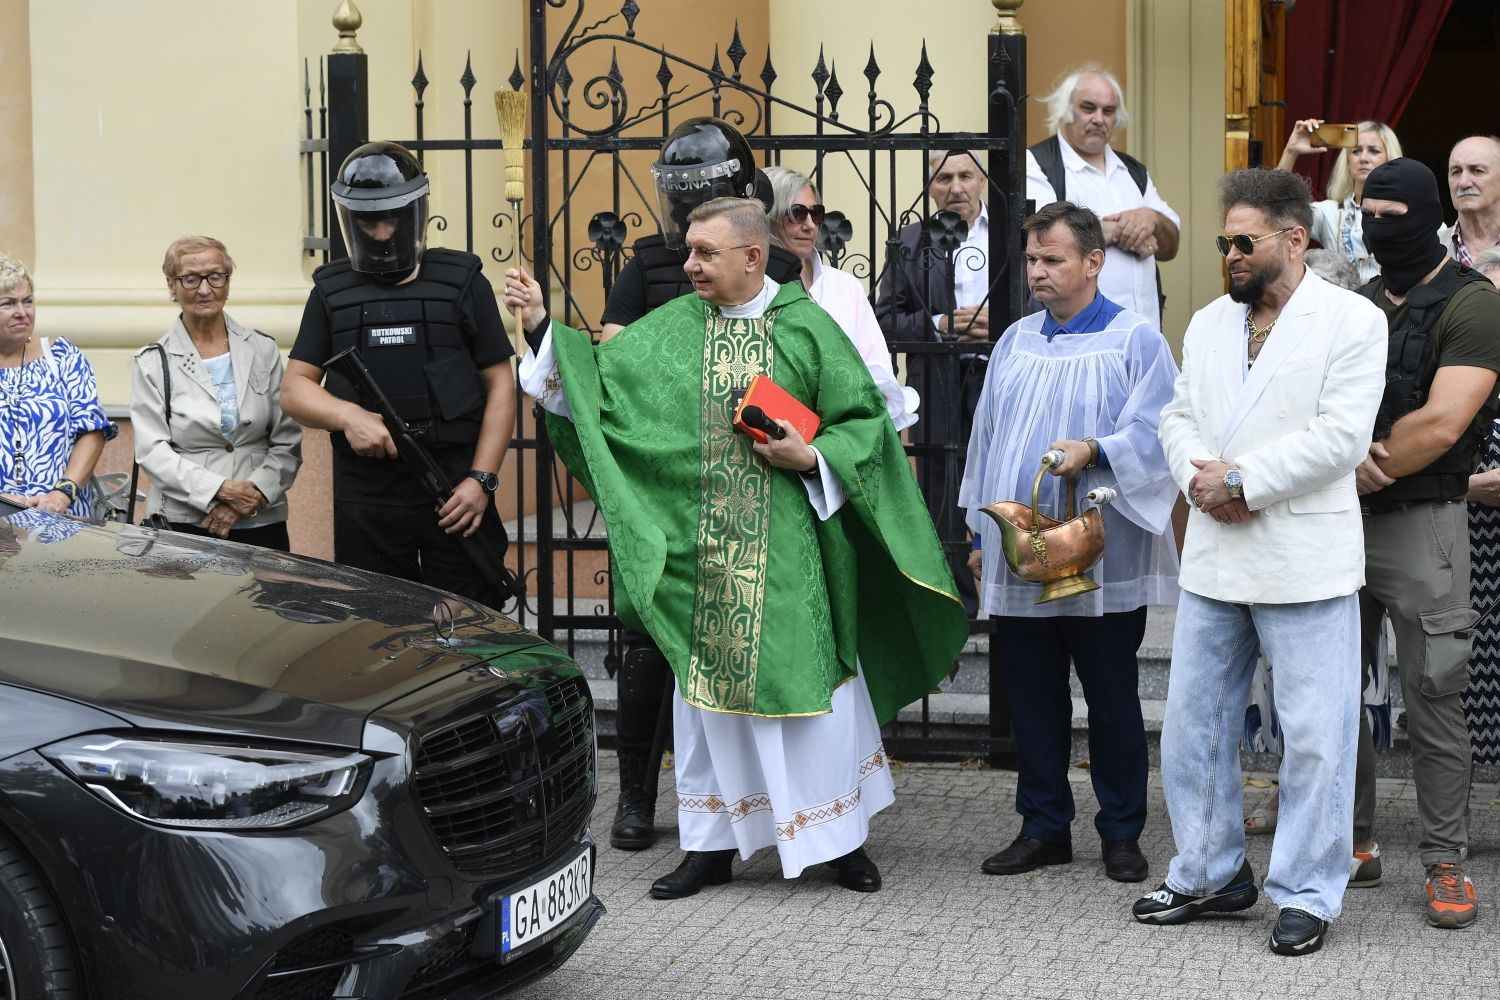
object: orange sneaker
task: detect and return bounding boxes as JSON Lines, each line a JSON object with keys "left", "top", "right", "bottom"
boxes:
{"left": 1425, "top": 862, "right": 1478, "bottom": 928}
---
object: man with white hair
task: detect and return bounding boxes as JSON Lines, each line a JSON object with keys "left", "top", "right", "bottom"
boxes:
{"left": 1027, "top": 64, "right": 1179, "bottom": 325}
{"left": 1441, "top": 135, "right": 1500, "bottom": 267}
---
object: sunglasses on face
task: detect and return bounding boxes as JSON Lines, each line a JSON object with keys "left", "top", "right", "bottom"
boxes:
{"left": 785, "top": 203, "right": 826, "bottom": 226}
{"left": 1215, "top": 228, "right": 1294, "bottom": 257}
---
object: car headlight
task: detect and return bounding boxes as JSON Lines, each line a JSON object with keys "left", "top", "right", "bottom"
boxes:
{"left": 42, "top": 735, "right": 372, "bottom": 830}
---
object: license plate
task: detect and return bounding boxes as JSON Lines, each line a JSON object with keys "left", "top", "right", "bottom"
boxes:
{"left": 499, "top": 847, "right": 593, "bottom": 960}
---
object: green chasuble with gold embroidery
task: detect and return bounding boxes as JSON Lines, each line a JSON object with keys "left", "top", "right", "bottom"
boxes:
{"left": 544, "top": 281, "right": 966, "bottom": 721}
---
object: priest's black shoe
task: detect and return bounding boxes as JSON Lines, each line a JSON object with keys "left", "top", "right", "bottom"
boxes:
{"left": 1269, "top": 907, "right": 1328, "bottom": 956}
{"left": 981, "top": 835, "right": 1073, "bottom": 875}
{"left": 649, "top": 850, "right": 735, "bottom": 900}
{"left": 1101, "top": 839, "right": 1149, "bottom": 883}
{"left": 827, "top": 848, "right": 882, "bottom": 892}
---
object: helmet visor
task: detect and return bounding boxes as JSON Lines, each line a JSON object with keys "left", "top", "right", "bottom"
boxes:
{"left": 336, "top": 200, "right": 428, "bottom": 276}
{"left": 652, "top": 158, "right": 747, "bottom": 249}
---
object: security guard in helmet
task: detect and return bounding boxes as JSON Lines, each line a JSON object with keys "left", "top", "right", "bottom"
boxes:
{"left": 587, "top": 118, "right": 801, "bottom": 853}
{"left": 282, "top": 141, "right": 517, "bottom": 610}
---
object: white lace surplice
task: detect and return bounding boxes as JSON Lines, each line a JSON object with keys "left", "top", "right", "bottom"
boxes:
{"left": 959, "top": 308, "right": 1181, "bottom": 617}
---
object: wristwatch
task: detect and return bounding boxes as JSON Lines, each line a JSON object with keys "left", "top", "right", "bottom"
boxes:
{"left": 1223, "top": 467, "right": 1244, "bottom": 500}
{"left": 467, "top": 470, "right": 499, "bottom": 493}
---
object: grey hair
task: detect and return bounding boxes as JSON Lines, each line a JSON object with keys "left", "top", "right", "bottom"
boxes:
{"left": 687, "top": 197, "right": 771, "bottom": 249}
{"left": 927, "top": 149, "right": 985, "bottom": 173}
{"left": 1041, "top": 64, "right": 1130, "bottom": 134}
{"left": 1304, "top": 249, "right": 1361, "bottom": 291}
{"left": 0, "top": 252, "right": 32, "bottom": 297}
{"left": 1474, "top": 247, "right": 1500, "bottom": 278}
{"left": 763, "top": 165, "right": 819, "bottom": 224}
{"left": 162, "top": 235, "right": 236, "bottom": 281}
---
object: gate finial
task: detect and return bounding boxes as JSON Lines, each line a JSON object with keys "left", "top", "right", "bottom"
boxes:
{"left": 991, "top": 0, "right": 1024, "bottom": 35}
{"left": 332, "top": 0, "right": 364, "bottom": 54}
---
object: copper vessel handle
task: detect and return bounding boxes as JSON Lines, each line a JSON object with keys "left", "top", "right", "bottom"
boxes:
{"left": 1030, "top": 451, "right": 1077, "bottom": 533}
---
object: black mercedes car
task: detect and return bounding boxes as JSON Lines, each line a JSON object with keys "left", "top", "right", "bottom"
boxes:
{"left": 0, "top": 502, "right": 601, "bottom": 999}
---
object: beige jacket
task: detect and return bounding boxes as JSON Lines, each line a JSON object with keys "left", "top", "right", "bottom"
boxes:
{"left": 130, "top": 313, "right": 303, "bottom": 525}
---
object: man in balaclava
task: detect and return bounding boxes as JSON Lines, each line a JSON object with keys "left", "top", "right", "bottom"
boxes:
{"left": 1351, "top": 156, "right": 1500, "bottom": 930}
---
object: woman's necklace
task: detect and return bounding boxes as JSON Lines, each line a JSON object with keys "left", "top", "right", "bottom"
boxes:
{"left": 1246, "top": 312, "right": 1275, "bottom": 366}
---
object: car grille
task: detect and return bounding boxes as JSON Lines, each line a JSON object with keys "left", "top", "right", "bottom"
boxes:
{"left": 412, "top": 675, "right": 594, "bottom": 877}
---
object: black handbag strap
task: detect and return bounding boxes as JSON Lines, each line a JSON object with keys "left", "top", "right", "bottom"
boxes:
{"left": 128, "top": 342, "right": 172, "bottom": 524}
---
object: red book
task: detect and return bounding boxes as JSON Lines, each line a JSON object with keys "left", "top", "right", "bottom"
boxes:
{"left": 732, "top": 374, "right": 821, "bottom": 443}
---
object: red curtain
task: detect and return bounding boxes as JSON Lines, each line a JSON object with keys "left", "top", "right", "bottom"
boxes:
{"left": 1283, "top": 0, "right": 1453, "bottom": 198}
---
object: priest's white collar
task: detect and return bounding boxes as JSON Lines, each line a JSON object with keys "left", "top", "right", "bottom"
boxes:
{"left": 717, "top": 274, "right": 780, "bottom": 319}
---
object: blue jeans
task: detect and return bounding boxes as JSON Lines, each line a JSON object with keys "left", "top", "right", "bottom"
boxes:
{"left": 1162, "top": 590, "right": 1359, "bottom": 921}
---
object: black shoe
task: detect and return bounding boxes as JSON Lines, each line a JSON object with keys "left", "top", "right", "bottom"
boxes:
{"left": 1269, "top": 907, "right": 1328, "bottom": 955}
{"left": 1101, "top": 839, "right": 1149, "bottom": 883}
{"left": 1132, "top": 860, "right": 1259, "bottom": 925}
{"left": 610, "top": 753, "right": 657, "bottom": 851}
{"left": 649, "top": 850, "right": 735, "bottom": 900}
{"left": 981, "top": 835, "right": 1073, "bottom": 875}
{"left": 827, "top": 848, "right": 882, "bottom": 892}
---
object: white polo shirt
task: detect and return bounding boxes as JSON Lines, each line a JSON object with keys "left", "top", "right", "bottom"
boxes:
{"left": 1026, "top": 139, "right": 1179, "bottom": 323}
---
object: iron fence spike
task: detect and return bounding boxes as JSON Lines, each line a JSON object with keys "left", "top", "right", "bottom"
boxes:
{"left": 760, "top": 46, "right": 777, "bottom": 91}
{"left": 864, "top": 44, "right": 880, "bottom": 89}
{"left": 621, "top": 0, "right": 640, "bottom": 37}
{"left": 509, "top": 52, "right": 526, "bottom": 92}
{"left": 412, "top": 51, "right": 429, "bottom": 97}
{"left": 656, "top": 52, "right": 674, "bottom": 92}
{"left": 825, "top": 62, "right": 844, "bottom": 119}
{"left": 913, "top": 42, "right": 934, "bottom": 104}
{"left": 727, "top": 22, "right": 746, "bottom": 79}
{"left": 460, "top": 51, "right": 477, "bottom": 96}
{"left": 812, "top": 45, "right": 829, "bottom": 94}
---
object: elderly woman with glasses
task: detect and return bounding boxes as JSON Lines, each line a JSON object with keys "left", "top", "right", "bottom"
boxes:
{"left": 1277, "top": 119, "right": 1403, "bottom": 283}
{"left": 763, "top": 166, "right": 918, "bottom": 430}
{"left": 0, "top": 252, "right": 115, "bottom": 516}
{"left": 130, "top": 236, "right": 302, "bottom": 549}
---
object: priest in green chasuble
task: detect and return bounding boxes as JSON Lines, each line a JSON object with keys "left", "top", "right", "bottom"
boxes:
{"left": 508, "top": 197, "right": 967, "bottom": 898}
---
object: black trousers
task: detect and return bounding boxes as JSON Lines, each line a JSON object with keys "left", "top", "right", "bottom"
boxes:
{"left": 334, "top": 499, "right": 509, "bottom": 610}
{"left": 167, "top": 520, "right": 291, "bottom": 552}
{"left": 993, "top": 607, "right": 1149, "bottom": 844}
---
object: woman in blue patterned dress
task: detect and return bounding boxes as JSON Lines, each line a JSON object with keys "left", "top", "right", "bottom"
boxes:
{"left": 0, "top": 253, "right": 115, "bottom": 518}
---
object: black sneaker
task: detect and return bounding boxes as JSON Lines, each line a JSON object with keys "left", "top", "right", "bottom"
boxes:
{"left": 1269, "top": 907, "right": 1328, "bottom": 955}
{"left": 1132, "top": 860, "right": 1259, "bottom": 925}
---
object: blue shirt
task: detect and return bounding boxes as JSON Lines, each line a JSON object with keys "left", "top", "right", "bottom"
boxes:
{"left": 1039, "top": 291, "right": 1125, "bottom": 341}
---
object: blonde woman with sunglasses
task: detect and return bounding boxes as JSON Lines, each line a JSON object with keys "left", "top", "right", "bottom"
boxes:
{"left": 764, "top": 166, "right": 918, "bottom": 431}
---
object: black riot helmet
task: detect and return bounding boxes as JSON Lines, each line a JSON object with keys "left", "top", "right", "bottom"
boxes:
{"left": 650, "top": 117, "right": 757, "bottom": 248}
{"left": 331, "top": 141, "right": 430, "bottom": 279}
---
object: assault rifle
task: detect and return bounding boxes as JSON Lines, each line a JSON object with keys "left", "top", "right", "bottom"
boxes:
{"left": 325, "top": 346, "right": 521, "bottom": 605}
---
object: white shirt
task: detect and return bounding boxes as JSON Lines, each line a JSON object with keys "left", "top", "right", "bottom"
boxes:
{"left": 928, "top": 204, "right": 990, "bottom": 329}
{"left": 806, "top": 256, "right": 920, "bottom": 431}
{"left": 1026, "top": 141, "right": 1179, "bottom": 322}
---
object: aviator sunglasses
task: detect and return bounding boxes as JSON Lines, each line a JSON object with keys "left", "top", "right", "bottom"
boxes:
{"left": 786, "top": 203, "right": 826, "bottom": 226}
{"left": 1215, "top": 227, "right": 1294, "bottom": 257}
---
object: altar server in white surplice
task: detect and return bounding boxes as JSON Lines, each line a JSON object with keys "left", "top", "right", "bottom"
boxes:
{"left": 960, "top": 202, "right": 1179, "bottom": 885}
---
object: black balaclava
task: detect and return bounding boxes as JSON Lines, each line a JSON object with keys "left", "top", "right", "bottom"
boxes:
{"left": 1361, "top": 158, "right": 1448, "bottom": 295}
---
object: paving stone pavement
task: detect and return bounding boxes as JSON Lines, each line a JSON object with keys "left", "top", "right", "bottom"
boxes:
{"left": 522, "top": 752, "right": 1500, "bottom": 1000}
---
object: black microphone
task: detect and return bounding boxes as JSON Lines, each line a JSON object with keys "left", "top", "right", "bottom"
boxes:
{"left": 740, "top": 404, "right": 786, "bottom": 440}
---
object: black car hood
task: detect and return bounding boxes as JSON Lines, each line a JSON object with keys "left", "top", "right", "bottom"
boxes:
{"left": 0, "top": 509, "right": 553, "bottom": 749}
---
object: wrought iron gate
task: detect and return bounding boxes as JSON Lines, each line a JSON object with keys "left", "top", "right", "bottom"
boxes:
{"left": 300, "top": 0, "right": 1029, "bottom": 763}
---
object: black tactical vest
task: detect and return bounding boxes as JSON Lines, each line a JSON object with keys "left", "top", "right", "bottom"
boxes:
{"left": 313, "top": 248, "right": 486, "bottom": 448}
{"left": 1361, "top": 261, "right": 1493, "bottom": 506}
{"left": 631, "top": 234, "right": 806, "bottom": 312}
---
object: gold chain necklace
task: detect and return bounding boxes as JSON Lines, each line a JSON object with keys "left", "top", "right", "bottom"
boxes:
{"left": 1246, "top": 313, "right": 1276, "bottom": 366}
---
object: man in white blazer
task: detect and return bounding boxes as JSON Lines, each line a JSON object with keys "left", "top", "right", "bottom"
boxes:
{"left": 1134, "top": 169, "right": 1386, "bottom": 957}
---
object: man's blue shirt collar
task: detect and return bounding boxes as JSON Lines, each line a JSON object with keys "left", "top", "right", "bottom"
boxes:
{"left": 1040, "top": 291, "right": 1123, "bottom": 341}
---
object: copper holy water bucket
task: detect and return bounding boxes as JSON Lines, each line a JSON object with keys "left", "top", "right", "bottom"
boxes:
{"left": 980, "top": 451, "right": 1108, "bottom": 604}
